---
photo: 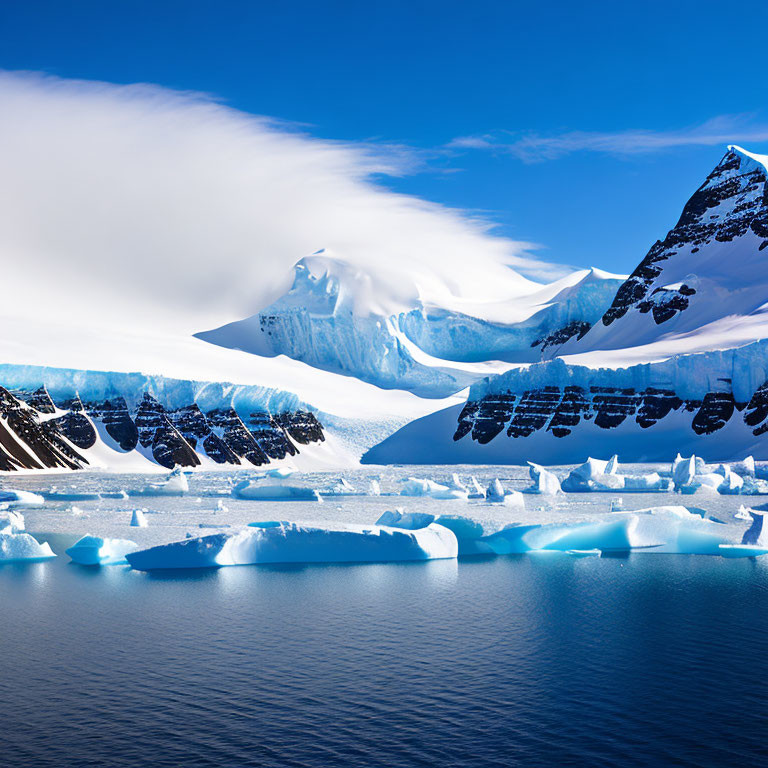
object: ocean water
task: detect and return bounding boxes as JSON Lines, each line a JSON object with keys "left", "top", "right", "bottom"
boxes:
{"left": 2, "top": 466, "right": 768, "bottom": 766}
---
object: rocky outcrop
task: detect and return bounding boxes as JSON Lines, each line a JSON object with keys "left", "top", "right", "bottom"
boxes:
{"left": 600, "top": 147, "right": 767, "bottom": 327}
{"left": 454, "top": 380, "right": 764, "bottom": 444}
{"left": 0, "top": 387, "right": 86, "bottom": 471}
{"left": 0, "top": 385, "right": 326, "bottom": 472}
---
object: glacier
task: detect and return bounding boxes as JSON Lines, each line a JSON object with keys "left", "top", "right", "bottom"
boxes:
{"left": 195, "top": 251, "right": 625, "bottom": 398}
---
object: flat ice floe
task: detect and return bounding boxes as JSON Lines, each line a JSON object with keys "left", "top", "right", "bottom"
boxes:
{"left": 232, "top": 480, "right": 322, "bottom": 501}
{"left": 125, "top": 521, "right": 458, "bottom": 570}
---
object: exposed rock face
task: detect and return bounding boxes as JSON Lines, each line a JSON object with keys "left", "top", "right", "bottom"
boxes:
{"left": 0, "top": 385, "right": 326, "bottom": 472}
{"left": 206, "top": 408, "right": 269, "bottom": 466}
{"left": 248, "top": 413, "right": 297, "bottom": 460}
{"left": 52, "top": 396, "right": 97, "bottom": 449}
{"left": 0, "top": 387, "right": 86, "bottom": 470}
{"left": 454, "top": 382, "right": 761, "bottom": 444}
{"left": 86, "top": 397, "right": 139, "bottom": 452}
{"left": 600, "top": 147, "right": 766, "bottom": 328}
{"left": 531, "top": 320, "right": 591, "bottom": 352}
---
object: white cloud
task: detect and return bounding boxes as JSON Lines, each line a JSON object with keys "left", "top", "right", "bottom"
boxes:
{"left": 450, "top": 115, "right": 768, "bottom": 162}
{"left": 0, "top": 71, "right": 565, "bottom": 335}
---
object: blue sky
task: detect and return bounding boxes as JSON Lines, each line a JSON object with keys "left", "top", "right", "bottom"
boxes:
{"left": 3, "top": 0, "right": 768, "bottom": 275}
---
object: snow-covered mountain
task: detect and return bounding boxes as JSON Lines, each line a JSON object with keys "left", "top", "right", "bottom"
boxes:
{"left": 196, "top": 250, "right": 625, "bottom": 397}
{"left": 367, "top": 146, "right": 768, "bottom": 463}
{"left": 5, "top": 144, "right": 768, "bottom": 471}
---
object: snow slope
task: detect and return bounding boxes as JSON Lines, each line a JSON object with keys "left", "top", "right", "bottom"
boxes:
{"left": 196, "top": 250, "right": 624, "bottom": 397}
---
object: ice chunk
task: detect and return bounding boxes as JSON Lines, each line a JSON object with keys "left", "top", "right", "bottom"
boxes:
{"left": 0, "top": 532, "right": 55, "bottom": 562}
{"left": 429, "top": 515, "right": 538, "bottom": 555}
{"left": 399, "top": 477, "right": 468, "bottom": 500}
{"left": 673, "top": 455, "right": 697, "bottom": 490}
{"left": 324, "top": 478, "right": 357, "bottom": 495}
{"left": 468, "top": 476, "right": 485, "bottom": 498}
{"left": 623, "top": 473, "right": 669, "bottom": 491}
{"left": 0, "top": 489, "right": 45, "bottom": 507}
{"left": 524, "top": 463, "right": 562, "bottom": 495}
{"left": 130, "top": 509, "right": 149, "bottom": 528}
{"left": 735, "top": 505, "right": 754, "bottom": 521}
{"left": 126, "top": 522, "right": 458, "bottom": 570}
{"left": 265, "top": 467, "right": 294, "bottom": 479}
{"left": 562, "top": 456, "right": 617, "bottom": 492}
{"left": 140, "top": 468, "right": 189, "bottom": 496}
{"left": 485, "top": 478, "right": 506, "bottom": 502}
{"left": 368, "top": 479, "right": 381, "bottom": 496}
{"left": 215, "top": 499, "right": 229, "bottom": 513}
{"left": 734, "top": 456, "right": 756, "bottom": 477}
{"left": 376, "top": 509, "right": 435, "bottom": 529}
{"left": 717, "top": 468, "right": 744, "bottom": 495}
{"left": 233, "top": 480, "right": 322, "bottom": 501}
{"left": 0, "top": 510, "right": 24, "bottom": 534}
{"left": 66, "top": 535, "right": 138, "bottom": 566}
{"left": 741, "top": 477, "right": 768, "bottom": 494}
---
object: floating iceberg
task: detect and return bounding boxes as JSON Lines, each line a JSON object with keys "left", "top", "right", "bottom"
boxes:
{"left": 66, "top": 535, "right": 138, "bottom": 566}
{"left": 126, "top": 522, "right": 458, "bottom": 570}
{"left": 0, "top": 510, "right": 24, "bottom": 534}
{"left": 0, "top": 532, "right": 55, "bottom": 562}
{"left": 524, "top": 463, "right": 562, "bottom": 495}
{"left": 0, "top": 489, "right": 45, "bottom": 507}
{"left": 130, "top": 509, "right": 149, "bottom": 528}
{"left": 232, "top": 480, "right": 322, "bottom": 501}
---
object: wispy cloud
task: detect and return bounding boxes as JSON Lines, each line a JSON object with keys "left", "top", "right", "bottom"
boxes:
{"left": 0, "top": 71, "right": 569, "bottom": 336}
{"left": 448, "top": 115, "right": 768, "bottom": 162}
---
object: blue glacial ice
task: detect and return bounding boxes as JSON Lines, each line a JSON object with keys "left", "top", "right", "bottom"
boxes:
{"left": 66, "top": 535, "right": 139, "bottom": 566}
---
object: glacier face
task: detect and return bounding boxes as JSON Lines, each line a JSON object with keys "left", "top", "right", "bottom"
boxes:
{"left": 195, "top": 252, "right": 625, "bottom": 397}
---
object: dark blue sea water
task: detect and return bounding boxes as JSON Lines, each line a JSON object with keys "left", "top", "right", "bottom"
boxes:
{"left": 2, "top": 542, "right": 768, "bottom": 767}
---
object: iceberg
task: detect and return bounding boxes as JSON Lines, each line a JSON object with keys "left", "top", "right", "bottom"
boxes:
{"left": 741, "top": 477, "right": 768, "bottom": 495}
{"left": 0, "top": 510, "right": 25, "bottom": 534}
{"left": 139, "top": 468, "right": 190, "bottom": 496}
{"left": 562, "top": 456, "right": 618, "bottom": 492}
{"left": 130, "top": 509, "right": 149, "bottom": 528}
{"left": 485, "top": 479, "right": 525, "bottom": 507}
{"left": 368, "top": 479, "right": 381, "bottom": 496}
{"left": 0, "top": 532, "right": 55, "bottom": 562}
{"left": 66, "top": 535, "right": 138, "bottom": 566}
{"left": 399, "top": 477, "right": 468, "bottom": 500}
{"left": 524, "top": 463, "right": 562, "bottom": 495}
{"left": 125, "top": 521, "right": 458, "bottom": 570}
